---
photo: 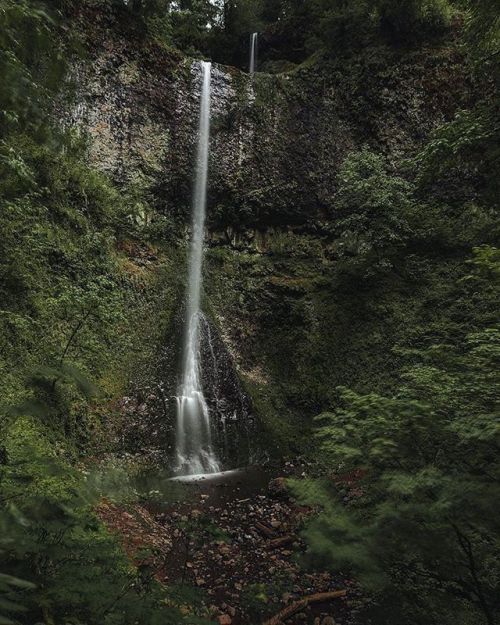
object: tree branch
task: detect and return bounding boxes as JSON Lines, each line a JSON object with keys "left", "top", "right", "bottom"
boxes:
{"left": 262, "top": 590, "right": 347, "bottom": 625}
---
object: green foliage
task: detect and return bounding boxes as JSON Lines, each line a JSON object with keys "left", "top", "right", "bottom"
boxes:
{"left": 231, "top": 0, "right": 454, "bottom": 68}
{"left": 465, "top": 0, "right": 500, "bottom": 57}
{"left": 291, "top": 249, "right": 500, "bottom": 625}
{"left": 240, "top": 583, "right": 271, "bottom": 621}
{"left": 123, "top": 0, "right": 221, "bottom": 53}
{"left": 208, "top": 0, "right": 264, "bottom": 65}
{"left": 0, "top": 0, "right": 65, "bottom": 137}
{"left": 1, "top": 3, "right": 498, "bottom": 625}
{"left": 329, "top": 149, "right": 414, "bottom": 278}
{"left": 0, "top": 8, "right": 174, "bottom": 437}
{"left": 240, "top": 573, "right": 293, "bottom": 621}
{"left": 0, "top": 418, "right": 211, "bottom": 625}
{"left": 170, "top": 0, "right": 219, "bottom": 54}
{"left": 0, "top": 6, "right": 204, "bottom": 621}
{"left": 81, "top": 0, "right": 495, "bottom": 70}
{"left": 0, "top": 573, "right": 35, "bottom": 625}
{"left": 416, "top": 106, "right": 500, "bottom": 205}
{"left": 307, "top": 0, "right": 377, "bottom": 53}
{"left": 0, "top": 132, "right": 131, "bottom": 414}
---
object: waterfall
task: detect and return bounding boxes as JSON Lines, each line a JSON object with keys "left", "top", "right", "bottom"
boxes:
{"left": 175, "top": 61, "right": 220, "bottom": 476}
{"left": 249, "top": 33, "right": 258, "bottom": 74}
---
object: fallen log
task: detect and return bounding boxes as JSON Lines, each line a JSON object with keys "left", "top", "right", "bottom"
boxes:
{"left": 255, "top": 521, "right": 275, "bottom": 538}
{"left": 262, "top": 590, "right": 347, "bottom": 625}
{"left": 267, "top": 535, "right": 296, "bottom": 549}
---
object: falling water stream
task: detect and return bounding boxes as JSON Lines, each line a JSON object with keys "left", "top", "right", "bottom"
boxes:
{"left": 249, "top": 32, "right": 258, "bottom": 74}
{"left": 175, "top": 61, "right": 220, "bottom": 476}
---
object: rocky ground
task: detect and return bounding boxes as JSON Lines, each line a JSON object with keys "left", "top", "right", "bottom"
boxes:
{"left": 97, "top": 466, "right": 358, "bottom": 625}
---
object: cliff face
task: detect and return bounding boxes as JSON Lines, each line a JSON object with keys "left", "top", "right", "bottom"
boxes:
{"left": 67, "top": 22, "right": 477, "bottom": 451}
{"left": 69, "top": 27, "right": 472, "bottom": 230}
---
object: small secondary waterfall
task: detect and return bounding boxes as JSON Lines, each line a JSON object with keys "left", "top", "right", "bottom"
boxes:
{"left": 175, "top": 61, "right": 220, "bottom": 476}
{"left": 249, "top": 32, "right": 258, "bottom": 74}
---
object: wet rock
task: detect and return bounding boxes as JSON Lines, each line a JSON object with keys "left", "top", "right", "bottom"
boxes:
{"left": 268, "top": 477, "right": 289, "bottom": 498}
{"left": 218, "top": 615, "right": 232, "bottom": 625}
{"left": 140, "top": 469, "right": 351, "bottom": 624}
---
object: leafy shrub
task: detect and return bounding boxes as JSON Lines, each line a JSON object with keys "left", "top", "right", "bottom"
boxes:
{"left": 307, "top": 0, "right": 377, "bottom": 54}
{"left": 329, "top": 149, "right": 414, "bottom": 279}
{"left": 465, "top": 0, "right": 500, "bottom": 57}
{"left": 0, "top": 417, "right": 209, "bottom": 625}
{"left": 291, "top": 248, "right": 500, "bottom": 625}
{"left": 415, "top": 107, "right": 500, "bottom": 206}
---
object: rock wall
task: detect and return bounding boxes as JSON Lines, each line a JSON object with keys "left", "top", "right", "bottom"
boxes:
{"left": 67, "top": 29, "right": 474, "bottom": 232}
{"left": 66, "top": 21, "right": 478, "bottom": 455}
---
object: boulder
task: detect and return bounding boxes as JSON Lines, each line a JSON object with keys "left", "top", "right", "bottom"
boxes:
{"left": 268, "top": 477, "right": 289, "bottom": 498}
